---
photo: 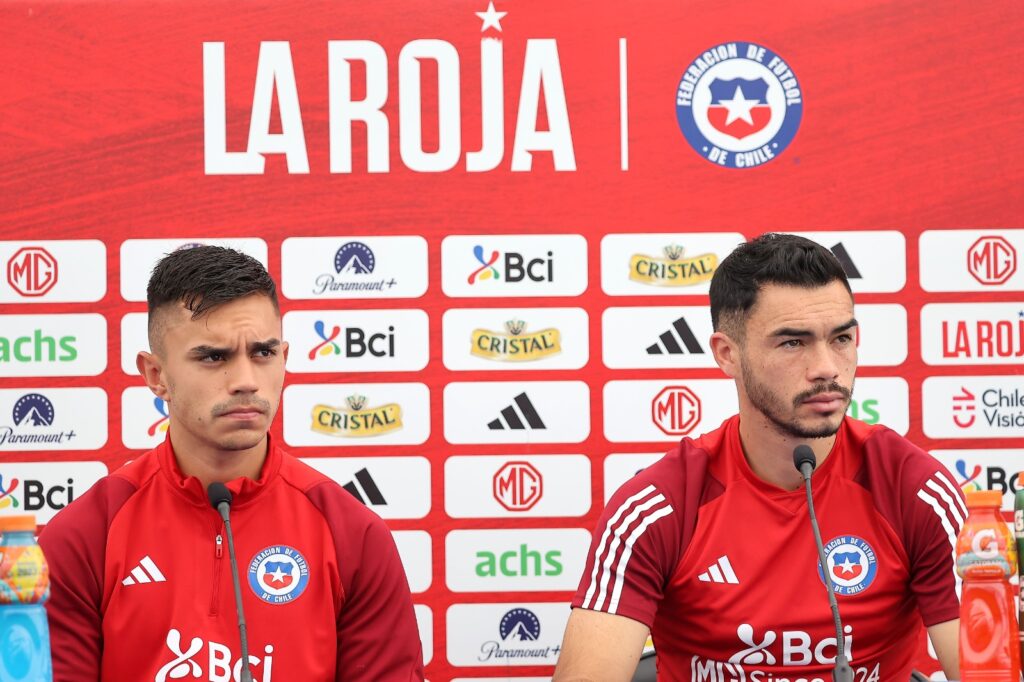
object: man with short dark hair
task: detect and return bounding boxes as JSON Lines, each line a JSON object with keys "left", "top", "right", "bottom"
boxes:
{"left": 41, "top": 246, "right": 424, "bottom": 681}
{"left": 553, "top": 234, "right": 962, "bottom": 681}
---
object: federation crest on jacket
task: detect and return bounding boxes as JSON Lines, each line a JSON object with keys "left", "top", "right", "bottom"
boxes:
{"left": 675, "top": 41, "right": 803, "bottom": 169}
{"left": 817, "top": 535, "right": 879, "bottom": 595}
{"left": 248, "top": 545, "right": 310, "bottom": 604}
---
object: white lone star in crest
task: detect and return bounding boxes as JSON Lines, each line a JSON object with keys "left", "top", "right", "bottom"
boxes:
{"left": 268, "top": 566, "right": 287, "bottom": 583}
{"left": 836, "top": 557, "right": 857, "bottom": 575}
{"left": 719, "top": 85, "right": 759, "bottom": 126}
{"left": 476, "top": 1, "right": 507, "bottom": 32}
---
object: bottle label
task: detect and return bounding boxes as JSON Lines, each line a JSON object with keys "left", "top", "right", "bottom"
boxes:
{"left": 0, "top": 546, "right": 49, "bottom": 605}
{"left": 957, "top": 525, "right": 1017, "bottom": 579}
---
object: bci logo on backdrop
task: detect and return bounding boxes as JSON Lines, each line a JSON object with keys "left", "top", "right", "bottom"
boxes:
{"left": 283, "top": 309, "right": 430, "bottom": 373}
{"left": 932, "top": 450, "right": 1023, "bottom": 509}
{"left": 0, "top": 462, "right": 107, "bottom": 523}
{"left": 441, "top": 235, "right": 588, "bottom": 298}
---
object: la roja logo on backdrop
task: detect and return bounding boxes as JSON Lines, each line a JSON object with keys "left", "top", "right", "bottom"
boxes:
{"left": 675, "top": 42, "right": 802, "bottom": 168}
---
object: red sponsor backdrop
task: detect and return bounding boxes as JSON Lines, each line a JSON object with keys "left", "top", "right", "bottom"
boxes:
{"left": 2, "top": 0, "right": 1023, "bottom": 678}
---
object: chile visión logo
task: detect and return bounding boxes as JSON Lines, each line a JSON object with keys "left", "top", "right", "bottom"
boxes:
{"left": 675, "top": 42, "right": 802, "bottom": 169}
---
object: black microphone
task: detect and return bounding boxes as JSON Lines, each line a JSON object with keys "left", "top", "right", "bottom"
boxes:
{"left": 792, "top": 445, "right": 854, "bottom": 682}
{"left": 208, "top": 482, "right": 253, "bottom": 682}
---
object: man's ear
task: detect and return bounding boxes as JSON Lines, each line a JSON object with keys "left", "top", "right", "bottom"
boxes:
{"left": 136, "top": 351, "right": 169, "bottom": 401}
{"left": 710, "top": 331, "right": 741, "bottom": 379}
{"left": 281, "top": 340, "right": 289, "bottom": 364}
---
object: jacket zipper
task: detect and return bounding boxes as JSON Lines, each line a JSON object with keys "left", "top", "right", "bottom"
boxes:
{"left": 209, "top": 527, "right": 224, "bottom": 616}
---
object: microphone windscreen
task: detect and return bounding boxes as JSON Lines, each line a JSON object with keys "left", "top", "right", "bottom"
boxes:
{"left": 207, "top": 481, "right": 232, "bottom": 510}
{"left": 792, "top": 445, "right": 817, "bottom": 473}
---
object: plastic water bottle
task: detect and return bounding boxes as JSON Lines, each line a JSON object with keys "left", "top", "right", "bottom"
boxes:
{"left": 0, "top": 515, "right": 52, "bottom": 682}
{"left": 956, "top": 490, "right": 1020, "bottom": 682}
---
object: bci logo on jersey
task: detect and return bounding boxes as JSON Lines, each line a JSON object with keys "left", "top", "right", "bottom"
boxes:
{"left": 675, "top": 42, "right": 802, "bottom": 169}
{"left": 156, "top": 628, "right": 275, "bottom": 682}
{"left": 247, "top": 545, "right": 310, "bottom": 605}
{"left": 817, "top": 536, "right": 878, "bottom": 596}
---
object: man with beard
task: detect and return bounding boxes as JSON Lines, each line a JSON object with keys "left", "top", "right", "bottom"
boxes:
{"left": 553, "top": 234, "right": 962, "bottom": 681}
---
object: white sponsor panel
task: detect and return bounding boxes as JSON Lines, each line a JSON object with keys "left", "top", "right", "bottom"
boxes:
{"left": 922, "top": 376, "right": 1024, "bottom": 439}
{"left": 443, "top": 381, "right": 590, "bottom": 444}
{"left": 0, "top": 388, "right": 107, "bottom": 452}
{"left": 920, "top": 229, "right": 1024, "bottom": 292}
{"left": 445, "top": 455, "right": 591, "bottom": 519}
{"left": 847, "top": 377, "right": 909, "bottom": 435}
{"left": 283, "top": 383, "right": 430, "bottom": 447}
{"left": 120, "top": 238, "right": 268, "bottom": 301}
{"left": 600, "top": 232, "right": 743, "bottom": 296}
{"left": 0, "top": 240, "right": 106, "bottom": 303}
{"left": 281, "top": 236, "right": 428, "bottom": 300}
{"left": 602, "top": 307, "right": 716, "bottom": 369}
{"left": 787, "top": 231, "right": 907, "bottom": 293}
{"left": 855, "top": 304, "right": 907, "bottom": 366}
{"left": 604, "top": 453, "right": 667, "bottom": 503}
{"left": 120, "top": 313, "right": 150, "bottom": 374}
{"left": 603, "top": 380, "right": 738, "bottom": 443}
{"left": 445, "top": 528, "right": 591, "bottom": 592}
{"left": 446, "top": 602, "right": 569, "bottom": 667}
{"left": 393, "top": 530, "right": 432, "bottom": 594}
{"left": 299, "top": 456, "right": 431, "bottom": 519}
{"left": 931, "top": 449, "right": 1024, "bottom": 511}
{"left": 0, "top": 314, "right": 107, "bottom": 377}
{"left": 121, "top": 386, "right": 170, "bottom": 450}
{"left": 442, "top": 307, "right": 589, "bottom": 370}
{"left": 415, "top": 605, "right": 433, "bottom": 666}
{"left": 284, "top": 309, "right": 430, "bottom": 373}
{"left": 441, "top": 234, "right": 587, "bottom": 298}
{"left": 0, "top": 461, "right": 108, "bottom": 523}
{"left": 921, "top": 302, "right": 1024, "bottom": 366}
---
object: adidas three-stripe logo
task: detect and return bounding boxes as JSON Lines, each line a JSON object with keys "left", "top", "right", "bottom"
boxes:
{"left": 487, "top": 393, "right": 546, "bottom": 430}
{"left": 698, "top": 555, "right": 739, "bottom": 584}
{"left": 646, "top": 317, "right": 705, "bottom": 355}
{"left": 122, "top": 555, "right": 166, "bottom": 586}
{"left": 343, "top": 468, "right": 387, "bottom": 506}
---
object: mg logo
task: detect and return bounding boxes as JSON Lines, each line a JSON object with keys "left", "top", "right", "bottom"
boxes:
{"left": 968, "top": 236, "right": 1017, "bottom": 285}
{"left": 6, "top": 247, "right": 58, "bottom": 297}
{"left": 652, "top": 386, "right": 701, "bottom": 436}
{"left": 493, "top": 461, "right": 543, "bottom": 511}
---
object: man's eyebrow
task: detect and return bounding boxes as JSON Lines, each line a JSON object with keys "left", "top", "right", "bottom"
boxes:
{"left": 770, "top": 318, "right": 858, "bottom": 337}
{"left": 188, "top": 344, "right": 229, "bottom": 356}
{"left": 187, "top": 339, "right": 281, "bottom": 356}
{"left": 249, "top": 339, "right": 281, "bottom": 352}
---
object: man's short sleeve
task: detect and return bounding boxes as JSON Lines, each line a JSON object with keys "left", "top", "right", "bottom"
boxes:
{"left": 904, "top": 462, "right": 966, "bottom": 626}
{"left": 571, "top": 469, "right": 681, "bottom": 628}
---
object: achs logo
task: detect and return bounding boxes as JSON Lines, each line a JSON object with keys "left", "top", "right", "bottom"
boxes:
{"left": 968, "top": 236, "right": 1017, "bottom": 286}
{"left": 311, "top": 394, "right": 403, "bottom": 437}
{"left": 675, "top": 42, "right": 802, "bottom": 169}
{"left": 472, "top": 319, "right": 561, "bottom": 362}
{"left": 6, "top": 247, "right": 58, "bottom": 297}
{"left": 942, "top": 311, "right": 1024, "bottom": 360}
{"left": 156, "top": 628, "right": 274, "bottom": 682}
{"left": 630, "top": 245, "right": 716, "bottom": 287}
{"left": 0, "top": 394, "right": 77, "bottom": 448}
{"left": 952, "top": 387, "right": 976, "bottom": 428}
{"left": 0, "top": 473, "right": 20, "bottom": 510}
{"left": 652, "top": 386, "right": 701, "bottom": 436}
{"left": 817, "top": 536, "right": 878, "bottom": 595}
{"left": 468, "top": 245, "right": 554, "bottom": 285}
{"left": 148, "top": 397, "right": 170, "bottom": 437}
{"left": 312, "top": 242, "right": 396, "bottom": 296}
{"left": 493, "top": 461, "right": 543, "bottom": 511}
{"left": 307, "top": 320, "right": 395, "bottom": 360}
{"left": 247, "top": 545, "right": 310, "bottom": 604}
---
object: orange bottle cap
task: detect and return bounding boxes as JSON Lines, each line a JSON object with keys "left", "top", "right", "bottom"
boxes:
{"left": 0, "top": 515, "right": 37, "bottom": 532}
{"left": 964, "top": 490, "right": 1002, "bottom": 508}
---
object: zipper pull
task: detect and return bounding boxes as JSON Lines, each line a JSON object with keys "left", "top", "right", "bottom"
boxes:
{"left": 215, "top": 533, "right": 224, "bottom": 559}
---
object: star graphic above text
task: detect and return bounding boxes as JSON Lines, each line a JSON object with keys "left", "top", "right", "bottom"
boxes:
{"left": 837, "top": 557, "right": 857, "bottom": 574}
{"left": 269, "top": 567, "right": 286, "bottom": 583}
{"left": 719, "top": 86, "right": 759, "bottom": 126}
{"left": 475, "top": 1, "right": 507, "bottom": 32}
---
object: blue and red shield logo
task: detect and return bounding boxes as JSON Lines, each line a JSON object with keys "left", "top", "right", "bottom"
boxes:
{"left": 247, "top": 545, "right": 310, "bottom": 604}
{"left": 707, "top": 78, "right": 772, "bottom": 140}
{"left": 818, "top": 536, "right": 879, "bottom": 596}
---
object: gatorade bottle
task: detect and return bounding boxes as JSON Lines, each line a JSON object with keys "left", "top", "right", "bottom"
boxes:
{"left": 0, "top": 515, "right": 52, "bottom": 682}
{"left": 1015, "top": 482, "right": 1023, "bottom": 668}
{"left": 956, "top": 490, "right": 1020, "bottom": 682}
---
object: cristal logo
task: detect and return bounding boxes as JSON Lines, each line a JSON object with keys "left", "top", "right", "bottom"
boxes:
{"left": 727, "top": 623, "right": 854, "bottom": 667}
{"left": 155, "top": 628, "right": 274, "bottom": 682}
